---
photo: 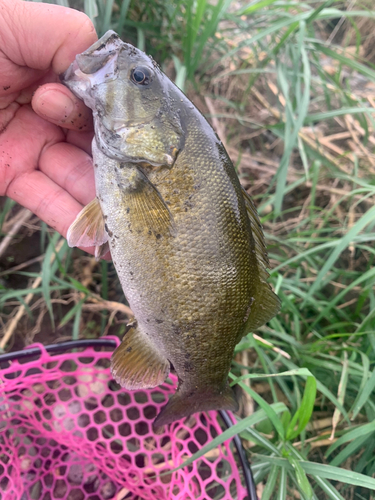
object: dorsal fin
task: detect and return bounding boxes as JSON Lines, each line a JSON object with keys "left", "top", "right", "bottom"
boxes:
{"left": 241, "top": 187, "right": 269, "bottom": 272}
{"left": 241, "top": 187, "right": 281, "bottom": 331}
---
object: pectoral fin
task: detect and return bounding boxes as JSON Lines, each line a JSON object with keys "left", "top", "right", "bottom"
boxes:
{"left": 67, "top": 198, "right": 109, "bottom": 260}
{"left": 95, "top": 241, "right": 110, "bottom": 260}
{"left": 111, "top": 321, "right": 170, "bottom": 390}
{"left": 118, "top": 167, "right": 175, "bottom": 237}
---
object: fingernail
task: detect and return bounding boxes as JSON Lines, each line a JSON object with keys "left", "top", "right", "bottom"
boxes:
{"left": 35, "top": 90, "right": 74, "bottom": 122}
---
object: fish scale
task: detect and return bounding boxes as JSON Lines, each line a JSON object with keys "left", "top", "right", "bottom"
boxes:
{"left": 63, "top": 30, "right": 280, "bottom": 428}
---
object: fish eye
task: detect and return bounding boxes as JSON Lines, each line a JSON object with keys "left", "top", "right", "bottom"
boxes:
{"left": 131, "top": 66, "right": 151, "bottom": 85}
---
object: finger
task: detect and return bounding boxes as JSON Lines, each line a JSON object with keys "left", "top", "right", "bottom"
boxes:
{"left": 32, "top": 83, "right": 93, "bottom": 132}
{"left": 16, "top": 70, "right": 59, "bottom": 105}
{"left": 0, "top": 105, "right": 94, "bottom": 227}
{"left": 66, "top": 130, "right": 93, "bottom": 155}
{"left": 38, "top": 143, "right": 109, "bottom": 260}
{"left": 39, "top": 142, "right": 95, "bottom": 206}
{"left": 0, "top": 105, "right": 64, "bottom": 196}
{"left": 0, "top": 51, "right": 45, "bottom": 103}
{"left": 0, "top": 102, "right": 20, "bottom": 132}
{"left": 8, "top": 169, "right": 83, "bottom": 237}
{"left": 1, "top": 68, "right": 57, "bottom": 109}
{"left": 0, "top": 1, "right": 97, "bottom": 90}
{"left": 7, "top": 168, "right": 97, "bottom": 257}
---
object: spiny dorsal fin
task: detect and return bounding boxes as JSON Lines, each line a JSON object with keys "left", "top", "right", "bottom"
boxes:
{"left": 111, "top": 321, "right": 170, "bottom": 390}
{"left": 67, "top": 197, "right": 108, "bottom": 248}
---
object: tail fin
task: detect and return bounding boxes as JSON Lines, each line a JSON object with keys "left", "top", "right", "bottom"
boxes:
{"left": 153, "top": 383, "right": 238, "bottom": 429}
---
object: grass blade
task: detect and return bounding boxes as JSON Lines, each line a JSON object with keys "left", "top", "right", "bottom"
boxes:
{"left": 286, "top": 375, "right": 317, "bottom": 440}
{"left": 288, "top": 456, "right": 313, "bottom": 500}
{"left": 101, "top": 0, "right": 114, "bottom": 34}
{"left": 330, "top": 433, "right": 371, "bottom": 468}
{"left": 261, "top": 465, "right": 279, "bottom": 500}
{"left": 230, "top": 374, "right": 285, "bottom": 439}
{"left": 253, "top": 455, "right": 375, "bottom": 490}
{"left": 170, "top": 403, "right": 286, "bottom": 472}
{"left": 278, "top": 466, "right": 287, "bottom": 500}
{"left": 330, "top": 351, "right": 349, "bottom": 440}
{"left": 301, "top": 462, "right": 375, "bottom": 490}
{"left": 304, "top": 205, "right": 375, "bottom": 302}
{"left": 326, "top": 421, "right": 375, "bottom": 459}
{"left": 41, "top": 232, "right": 60, "bottom": 328}
{"left": 59, "top": 297, "right": 86, "bottom": 328}
{"left": 84, "top": 0, "right": 98, "bottom": 24}
{"left": 351, "top": 367, "right": 375, "bottom": 420}
{"left": 72, "top": 302, "right": 82, "bottom": 341}
{"left": 239, "top": 0, "right": 279, "bottom": 16}
{"left": 117, "top": 0, "right": 131, "bottom": 36}
{"left": 274, "top": 21, "right": 311, "bottom": 214}
{"left": 314, "top": 477, "right": 346, "bottom": 500}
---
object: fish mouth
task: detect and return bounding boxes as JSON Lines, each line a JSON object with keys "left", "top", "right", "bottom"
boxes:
{"left": 61, "top": 30, "right": 163, "bottom": 164}
{"left": 60, "top": 59, "right": 81, "bottom": 87}
{"left": 60, "top": 30, "right": 123, "bottom": 102}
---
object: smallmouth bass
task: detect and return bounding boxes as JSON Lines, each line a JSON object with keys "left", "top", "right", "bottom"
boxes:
{"left": 62, "top": 31, "right": 280, "bottom": 428}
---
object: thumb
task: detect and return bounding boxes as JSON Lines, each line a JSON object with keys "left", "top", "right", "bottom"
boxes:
{"left": 0, "top": 0, "right": 97, "bottom": 93}
{"left": 32, "top": 83, "right": 94, "bottom": 132}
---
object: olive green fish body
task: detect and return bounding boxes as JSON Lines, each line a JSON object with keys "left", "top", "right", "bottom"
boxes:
{"left": 63, "top": 31, "right": 280, "bottom": 427}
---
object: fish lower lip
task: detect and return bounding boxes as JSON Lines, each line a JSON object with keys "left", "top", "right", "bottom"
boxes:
{"left": 60, "top": 60, "right": 80, "bottom": 83}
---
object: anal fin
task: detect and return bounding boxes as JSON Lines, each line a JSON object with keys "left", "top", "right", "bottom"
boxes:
{"left": 111, "top": 321, "right": 170, "bottom": 390}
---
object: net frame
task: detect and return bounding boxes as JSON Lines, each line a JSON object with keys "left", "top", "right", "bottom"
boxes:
{"left": 0, "top": 337, "right": 256, "bottom": 500}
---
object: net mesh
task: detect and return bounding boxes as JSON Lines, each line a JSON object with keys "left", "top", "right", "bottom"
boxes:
{"left": 0, "top": 338, "right": 248, "bottom": 500}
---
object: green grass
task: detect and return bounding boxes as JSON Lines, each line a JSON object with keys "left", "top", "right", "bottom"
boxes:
{"left": 3, "top": 1, "right": 375, "bottom": 498}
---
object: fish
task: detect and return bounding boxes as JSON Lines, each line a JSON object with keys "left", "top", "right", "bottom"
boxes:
{"left": 62, "top": 31, "right": 280, "bottom": 428}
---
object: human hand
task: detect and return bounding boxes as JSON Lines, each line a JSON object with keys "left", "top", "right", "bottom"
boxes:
{"left": 0, "top": 0, "right": 98, "bottom": 241}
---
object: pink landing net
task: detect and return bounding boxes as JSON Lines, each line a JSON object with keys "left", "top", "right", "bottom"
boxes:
{"left": 0, "top": 337, "right": 249, "bottom": 500}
